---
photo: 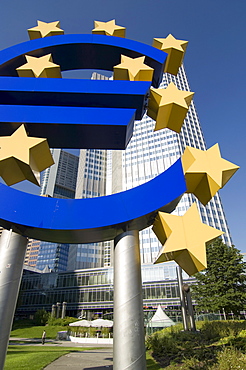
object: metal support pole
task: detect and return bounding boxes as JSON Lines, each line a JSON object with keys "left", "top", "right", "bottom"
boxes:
{"left": 186, "top": 290, "right": 197, "bottom": 331}
{"left": 0, "top": 229, "right": 28, "bottom": 370}
{"left": 114, "top": 230, "right": 146, "bottom": 370}
{"left": 222, "top": 307, "right": 226, "bottom": 320}
{"left": 176, "top": 266, "right": 188, "bottom": 331}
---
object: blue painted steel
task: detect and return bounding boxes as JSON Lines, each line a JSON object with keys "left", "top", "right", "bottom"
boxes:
{"left": 0, "top": 35, "right": 164, "bottom": 148}
{"left": 0, "top": 105, "right": 136, "bottom": 149}
{"left": 0, "top": 34, "right": 166, "bottom": 87}
{"left": 0, "top": 34, "right": 186, "bottom": 244}
{"left": 0, "top": 159, "right": 186, "bottom": 244}
{"left": 0, "top": 77, "right": 150, "bottom": 120}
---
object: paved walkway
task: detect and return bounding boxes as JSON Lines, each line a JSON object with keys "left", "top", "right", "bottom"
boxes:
{"left": 9, "top": 338, "right": 113, "bottom": 369}
{"left": 44, "top": 348, "right": 113, "bottom": 369}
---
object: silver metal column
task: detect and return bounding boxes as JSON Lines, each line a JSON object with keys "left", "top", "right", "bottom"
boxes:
{"left": 0, "top": 229, "right": 28, "bottom": 370}
{"left": 176, "top": 266, "right": 188, "bottom": 331}
{"left": 114, "top": 230, "right": 146, "bottom": 370}
{"left": 186, "top": 290, "right": 197, "bottom": 331}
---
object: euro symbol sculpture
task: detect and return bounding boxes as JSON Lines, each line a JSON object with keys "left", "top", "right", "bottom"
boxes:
{"left": 0, "top": 33, "right": 187, "bottom": 243}
{"left": 0, "top": 21, "right": 239, "bottom": 370}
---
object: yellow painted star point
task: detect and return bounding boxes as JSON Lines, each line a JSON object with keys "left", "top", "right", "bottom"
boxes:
{"left": 92, "top": 19, "right": 125, "bottom": 38}
{"left": 182, "top": 144, "right": 239, "bottom": 205}
{"left": 153, "top": 34, "right": 188, "bottom": 75}
{"left": 16, "top": 54, "right": 61, "bottom": 78}
{"left": 28, "top": 20, "right": 64, "bottom": 40}
{"left": 153, "top": 203, "right": 223, "bottom": 276}
{"left": 113, "top": 55, "right": 154, "bottom": 81}
{"left": 147, "top": 82, "right": 194, "bottom": 133}
{"left": 0, "top": 125, "right": 54, "bottom": 186}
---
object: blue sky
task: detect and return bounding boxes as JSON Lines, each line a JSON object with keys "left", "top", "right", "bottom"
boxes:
{"left": 0, "top": 0, "right": 245, "bottom": 252}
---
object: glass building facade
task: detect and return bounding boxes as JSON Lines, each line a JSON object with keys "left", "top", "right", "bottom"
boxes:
{"left": 28, "top": 149, "right": 79, "bottom": 272}
{"left": 35, "top": 242, "right": 70, "bottom": 272}
{"left": 17, "top": 262, "right": 195, "bottom": 323}
{"left": 24, "top": 239, "right": 41, "bottom": 267}
{"left": 111, "top": 64, "right": 232, "bottom": 264}
{"left": 67, "top": 73, "right": 112, "bottom": 270}
{"left": 16, "top": 64, "right": 239, "bottom": 324}
{"left": 68, "top": 65, "right": 232, "bottom": 268}
{"left": 67, "top": 148, "right": 107, "bottom": 270}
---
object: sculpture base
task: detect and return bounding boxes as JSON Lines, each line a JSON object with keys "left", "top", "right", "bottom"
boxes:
{"left": 114, "top": 230, "right": 146, "bottom": 370}
{"left": 0, "top": 230, "right": 28, "bottom": 370}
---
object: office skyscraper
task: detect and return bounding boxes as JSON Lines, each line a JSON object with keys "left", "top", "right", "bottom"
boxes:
{"left": 40, "top": 149, "right": 79, "bottom": 199}
{"left": 112, "top": 64, "right": 231, "bottom": 264}
{"left": 67, "top": 74, "right": 111, "bottom": 270}
{"left": 69, "top": 65, "right": 232, "bottom": 268}
{"left": 24, "top": 239, "right": 41, "bottom": 267}
{"left": 32, "top": 149, "right": 79, "bottom": 272}
{"left": 67, "top": 148, "right": 108, "bottom": 270}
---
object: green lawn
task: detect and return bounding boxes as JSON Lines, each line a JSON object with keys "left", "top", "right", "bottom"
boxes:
{"left": 5, "top": 346, "right": 79, "bottom": 370}
{"left": 5, "top": 346, "right": 161, "bottom": 370}
{"left": 10, "top": 325, "right": 66, "bottom": 340}
{"left": 7, "top": 321, "right": 246, "bottom": 369}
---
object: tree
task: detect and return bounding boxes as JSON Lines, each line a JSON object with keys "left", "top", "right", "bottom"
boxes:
{"left": 191, "top": 238, "right": 246, "bottom": 317}
{"left": 34, "top": 309, "right": 49, "bottom": 326}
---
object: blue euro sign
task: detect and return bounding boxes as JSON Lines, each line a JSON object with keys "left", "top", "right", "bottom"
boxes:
{"left": 0, "top": 34, "right": 187, "bottom": 243}
{"left": 0, "top": 34, "right": 166, "bottom": 149}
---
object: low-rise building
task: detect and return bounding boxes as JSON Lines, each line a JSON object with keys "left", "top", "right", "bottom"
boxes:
{"left": 17, "top": 262, "right": 195, "bottom": 323}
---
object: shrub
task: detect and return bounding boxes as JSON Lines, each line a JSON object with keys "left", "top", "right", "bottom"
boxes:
{"left": 227, "top": 330, "right": 246, "bottom": 352}
{"left": 69, "top": 326, "right": 97, "bottom": 337}
{"left": 181, "top": 356, "right": 204, "bottom": 370}
{"left": 146, "top": 320, "right": 246, "bottom": 368}
{"left": 146, "top": 325, "right": 202, "bottom": 353}
{"left": 199, "top": 320, "right": 246, "bottom": 341}
{"left": 146, "top": 331, "right": 174, "bottom": 356}
{"left": 12, "top": 319, "right": 34, "bottom": 330}
{"left": 47, "top": 316, "right": 78, "bottom": 326}
{"left": 239, "top": 329, "right": 246, "bottom": 338}
{"left": 211, "top": 346, "right": 246, "bottom": 370}
{"left": 33, "top": 309, "right": 49, "bottom": 326}
{"left": 101, "top": 327, "right": 111, "bottom": 337}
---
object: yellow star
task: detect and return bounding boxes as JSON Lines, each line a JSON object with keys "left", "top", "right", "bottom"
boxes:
{"left": 153, "top": 203, "right": 223, "bottom": 276}
{"left": 153, "top": 34, "right": 188, "bottom": 75}
{"left": 0, "top": 125, "right": 54, "bottom": 186}
{"left": 182, "top": 144, "right": 239, "bottom": 205}
{"left": 28, "top": 20, "right": 64, "bottom": 40}
{"left": 16, "top": 54, "right": 61, "bottom": 78}
{"left": 147, "top": 82, "right": 194, "bottom": 133}
{"left": 113, "top": 55, "right": 154, "bottom": 81}
{"left": 92, "top": 19, "right": 125, "bottom": 38}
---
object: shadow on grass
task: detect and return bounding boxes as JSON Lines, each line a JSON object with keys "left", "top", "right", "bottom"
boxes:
{"left": 9, "top": 341, "right": 41, "bottom": 345}
{"left": 146, "top": 352, "right": 163, "bottom": 369}
{"left": 7, "top": 349, "right": 69, "bottom": 356}
{"left": 7, "top": 346, "right": 83, "bottom": 354}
